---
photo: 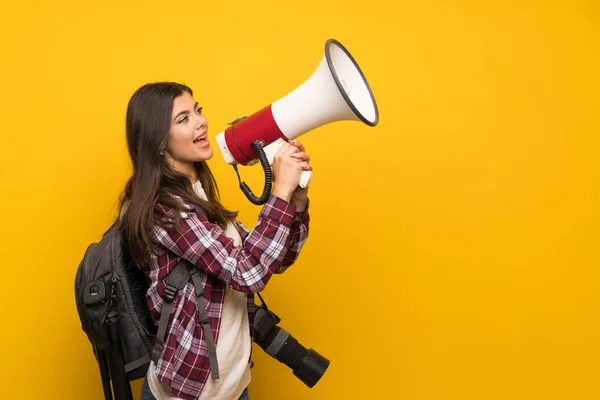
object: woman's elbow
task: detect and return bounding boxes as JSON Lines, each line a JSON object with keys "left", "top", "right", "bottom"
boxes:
{"left": 231, "top": 275, "right": 269, "bottom": 293}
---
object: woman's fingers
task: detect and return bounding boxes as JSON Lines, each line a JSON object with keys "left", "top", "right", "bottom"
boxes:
{"left": 275, "top": 142, "right": 298, "bottom": 160}
{"left": 299, "top": 162, "right": 313, "bottom": 171}
{"left": 288, "top": 140, "right": 305, "bottom": 153}
{"left": 291, "top": 152, "right": 310, "bottom": 162}
{"left": 275, "top": 141, "right": 310, "bottom": 163}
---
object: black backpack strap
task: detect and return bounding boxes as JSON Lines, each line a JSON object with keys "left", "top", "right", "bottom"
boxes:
{"left": 190, "top": 269, "right": 220, "bottom": 379}
{"left": 151, "top": 259, "right": 220, "bottom": 380}
{"left": 151, "top": 261, "right": 190, "bottom": 363}
{"left": 107, "top": 308, "right": 134, "bottom": 400}
{"left": 94, "top": 345, "right": 113, "bottom": 400}
{"left": 124, "top": 354, "right": 151, "bottom": 374}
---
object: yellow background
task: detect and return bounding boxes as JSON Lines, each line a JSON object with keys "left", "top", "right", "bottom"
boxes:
{"left": 1, "top": 0, "right": 599, "bottom": 399}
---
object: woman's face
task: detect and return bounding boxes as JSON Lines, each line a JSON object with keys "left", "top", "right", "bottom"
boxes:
{"left": 164, "top": 91, "right": 213, "bottom": 173}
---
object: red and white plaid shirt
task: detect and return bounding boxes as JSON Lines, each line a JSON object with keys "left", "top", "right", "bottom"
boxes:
{"left": 145, "top": 194, "right": 309, "bottom": 399}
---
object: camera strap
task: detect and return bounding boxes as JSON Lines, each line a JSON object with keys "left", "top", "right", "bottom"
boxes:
{"left": 256, "top": 292, "right": 268, "bottom": 309}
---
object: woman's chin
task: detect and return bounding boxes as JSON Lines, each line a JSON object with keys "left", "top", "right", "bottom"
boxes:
{"left": 196, "top": 148, "right": 214, "bottom": 161}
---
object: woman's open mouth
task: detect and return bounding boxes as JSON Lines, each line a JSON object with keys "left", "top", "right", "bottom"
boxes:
{"left": 193, "top": 135, "right": 210, "bottom": 148}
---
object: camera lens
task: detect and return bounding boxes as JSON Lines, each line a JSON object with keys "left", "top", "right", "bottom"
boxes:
{"left": 293, "top": 349, "right": 330, "bottom": 388}
{"left": 254, "top": 307, "right": 330, "bottom": 387}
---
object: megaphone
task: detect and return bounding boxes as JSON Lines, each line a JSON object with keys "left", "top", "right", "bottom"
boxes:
{"left": 216, "top": 38, "right": 379, "bottom": 205}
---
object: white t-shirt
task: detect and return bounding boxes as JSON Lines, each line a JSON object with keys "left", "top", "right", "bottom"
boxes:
{"left": 147, "top": 180, "right": 251, "bottom": 399}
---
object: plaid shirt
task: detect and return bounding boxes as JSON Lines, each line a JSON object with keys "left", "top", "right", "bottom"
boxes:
{"left": 145, "top": 194, "right": 309, "bottom": 400}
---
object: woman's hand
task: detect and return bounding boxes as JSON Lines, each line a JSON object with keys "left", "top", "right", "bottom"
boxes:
{"left": 289, "top": 141, "right": 311, "bottom": 211}
{"left": 271, "top": 140, "right": 312, "bottom": 203}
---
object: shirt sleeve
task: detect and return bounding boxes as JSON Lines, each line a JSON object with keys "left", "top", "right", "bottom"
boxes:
{"left": 233, "top": 199, "right": 310, "bottom": 274}
{"left": 153, "top": 194, "right": 297, "bottom": 293}
{"left": 278, "top": 199, "right": 310, "bottom": 272}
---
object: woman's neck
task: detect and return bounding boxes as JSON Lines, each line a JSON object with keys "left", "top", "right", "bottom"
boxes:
{"left": 168, "top": 158, "right": 197, "bottom": 182}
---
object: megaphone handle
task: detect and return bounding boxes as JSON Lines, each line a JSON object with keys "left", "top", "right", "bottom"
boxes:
{"left": 299, "top": 171, "right": 312, "bottom": 188}
{"left": 264, "top": 139, "right": 312, "bottom": 189}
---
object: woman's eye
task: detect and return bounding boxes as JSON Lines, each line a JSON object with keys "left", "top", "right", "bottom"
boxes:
{"left": 196, "top": 106, "right": 203, "bottom": 114}
{"left": 178, "top": 116, "right": 188, "bottom": 123}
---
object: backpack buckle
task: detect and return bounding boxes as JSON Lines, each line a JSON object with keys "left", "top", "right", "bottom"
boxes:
{"left": 163, "top": 284, "right": 177, "bottom": 302}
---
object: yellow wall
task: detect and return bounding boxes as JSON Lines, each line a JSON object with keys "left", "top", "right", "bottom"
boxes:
{"left": 1, "top": 0, "right": 598, "bottom": 399}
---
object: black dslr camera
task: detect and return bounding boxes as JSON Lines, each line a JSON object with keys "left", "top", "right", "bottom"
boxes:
{"left": 253, "top": 298, "right": 330, "bottom": 388}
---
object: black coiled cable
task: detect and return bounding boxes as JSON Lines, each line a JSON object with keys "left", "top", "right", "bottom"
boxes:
{"left": 233, "top": 140, "right": 273, "bottom": 205}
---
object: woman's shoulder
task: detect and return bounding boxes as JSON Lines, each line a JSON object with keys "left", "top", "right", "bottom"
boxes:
{"left": 154, "top": 193, "right": 199, "bottom": 220}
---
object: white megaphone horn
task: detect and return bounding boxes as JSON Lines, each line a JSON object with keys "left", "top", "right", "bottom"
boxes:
{"left": 216, "top": 38, "right": 379, "bottom": 205}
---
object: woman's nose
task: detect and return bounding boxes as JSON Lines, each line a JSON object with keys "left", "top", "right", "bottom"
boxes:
{"left": 195, "top": 115, "right": 206, "bottom": 130}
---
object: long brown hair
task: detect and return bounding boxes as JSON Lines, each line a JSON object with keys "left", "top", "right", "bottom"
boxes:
{"left": 119, "top": 82, "right": 238, "bottom": 268}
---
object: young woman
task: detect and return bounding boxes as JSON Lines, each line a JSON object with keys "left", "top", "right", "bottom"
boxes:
{"left": 118, "top": 82, "right": 312, "bottom": 400}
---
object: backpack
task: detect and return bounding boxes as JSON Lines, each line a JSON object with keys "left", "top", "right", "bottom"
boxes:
{"left": 74, "top": 222, "right": 219, "bottom": 400}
